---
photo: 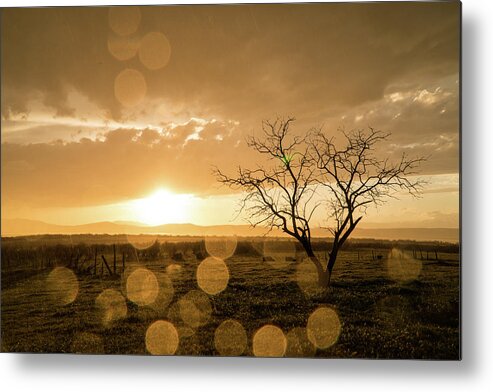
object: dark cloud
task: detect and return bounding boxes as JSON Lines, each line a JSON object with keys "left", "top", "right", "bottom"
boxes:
{"left": 2, "top": 3, "right": 459, "bottom": 122}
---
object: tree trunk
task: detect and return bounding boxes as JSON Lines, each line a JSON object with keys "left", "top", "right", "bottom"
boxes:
{"left": 324, "top": 219, "right": 360, "bottom": 285}
{"left": 301, "top": 241, "right": 329, "bottom": 287}
{"left": 326, "top": 246, "right": 339, "bottom": 285}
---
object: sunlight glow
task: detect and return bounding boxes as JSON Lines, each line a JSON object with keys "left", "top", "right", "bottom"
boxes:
{"left": 131, "top": 188, "right": 195, "bottom": 226}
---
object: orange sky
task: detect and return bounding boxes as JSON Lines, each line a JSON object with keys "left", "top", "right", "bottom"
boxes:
{"left": 1, "top": 3, "right": 460, "bottom": 229}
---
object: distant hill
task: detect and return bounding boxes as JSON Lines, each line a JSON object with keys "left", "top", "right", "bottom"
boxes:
{"left": 1, "top": 218, "right": 459, "bottom": 243}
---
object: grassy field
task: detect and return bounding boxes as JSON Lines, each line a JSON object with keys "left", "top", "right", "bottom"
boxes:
{"left": 0, "top": 239, "right": 460, "bottom": 359}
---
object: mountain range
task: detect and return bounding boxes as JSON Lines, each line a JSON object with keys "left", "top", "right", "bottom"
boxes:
{"left": 1, "top": 218, "right": 459, "bottom": 243}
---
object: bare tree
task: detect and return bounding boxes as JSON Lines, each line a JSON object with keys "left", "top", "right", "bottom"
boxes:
{"left": 214, "top": 118, "right": 425, "bottom": 287}
{"left": 214, "top": 118, "right": 327, "bottom": 281}
{"left": 309, "top": 128, "right": 426, "bottom": 284}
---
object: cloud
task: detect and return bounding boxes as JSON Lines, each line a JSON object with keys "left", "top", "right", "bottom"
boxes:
{"left": 1, "top": 3, "right": 460, "bottom": 215}
{"left": 1, "top": 120, "right": 252, "bottom": 209}
{"left": 2, "top": 3, "right": 459, "bottom": 125}
{"left": 1, "top": 122, "right": 104, "bottom": 144}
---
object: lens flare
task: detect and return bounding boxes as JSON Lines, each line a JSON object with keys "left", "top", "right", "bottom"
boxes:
{"left": 166, "top": 263, "right": 183, "bottom": 276}
{"left": 263, "top": 240, "right": 296, "bottom": 269}
{"left": 95, "top": 289, "right": 128, "bottom": 327}
{"left": 177, "top": 325, "right": 195, "bottom": 338}
{"left": 125, "top": 234, "right": 158, "bottom": 250}
{"left": 126, "top": 268, "right": 159, "bottom": 306}
{"left": 108, "top": 6, "right": 141, "bottom": 36}
{"left": 46, "top": 267, "right": 79, "bottom": 306}
{"left": 196, "top": 257, "right": 230, "bottom": 295}
{"left": 179, "top": 290, "right": 212, "bottom": 328}
{"left": 253, "top": 325, "right": 287, "bottom": 357}
{"left": 114, "top": 68, "right": 146, "bottom": 107}
{"left": 214, "top": 319, "right": 247, "bottom": 356}
{"left": 145, "top": 320, "right": 179, "bottom": 355}
{"left": 205, "top": 236, "right": 237, "bottom": 260}
{"left": 295, "top": 258, "right": 325, "bottom": 296}
{"left": 166, "top": 301, "right": 194, "bottom": 338}
{"left": 107, "top": 34, "right": 140, "bottom": 61}
{"left": 285, "top": 327, "right": 316, "bottom": 357}
{"left": 387, "top": 248, "right": 422, "bottom": 283}
{"left": 307, "top": 307, "right": 341, "bottom": 349}
{"left": 149, "top": 273, "right": 174, "bottom": 313}
{"left": 166, "top": 301, "right": 182, "bottom": 322}
{"left": 138, "top": 32, "right": 171, "bottom": 70}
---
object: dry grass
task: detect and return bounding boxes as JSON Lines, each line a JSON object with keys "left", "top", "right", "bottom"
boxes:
{"left": 1, "top": 247, "right": 459, "bottom": 358}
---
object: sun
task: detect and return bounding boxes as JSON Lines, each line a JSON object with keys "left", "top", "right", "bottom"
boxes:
{"left": 131, "top": 188, "right": 194, "bottom": 226}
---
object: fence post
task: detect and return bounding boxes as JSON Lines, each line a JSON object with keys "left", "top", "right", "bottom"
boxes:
{"left": 94, "top": 247, "right": 97, "bottom": 275}
{"left": 113, "top": 244, "right": 117, "bottom": 274}
{"left": 101, "top": 255, "right": 113, "bottom": 275}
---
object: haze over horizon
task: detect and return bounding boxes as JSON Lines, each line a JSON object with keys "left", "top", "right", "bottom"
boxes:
{"left": 1, "top": 3, "right": 459, "bottom": 232}
{"left": 1, "top": 217, "right": 459, "bottom": 243}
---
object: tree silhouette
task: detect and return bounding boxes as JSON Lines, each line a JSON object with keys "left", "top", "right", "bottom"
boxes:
{"left": 310, "top": 128, "right": 425, "bottom": 283}
{"left": 214, "top": 118, "right": 425, "bottom": 286}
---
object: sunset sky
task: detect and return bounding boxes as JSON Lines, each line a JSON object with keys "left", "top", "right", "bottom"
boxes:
{"left": 1, "top": 2, "right": 460, "bottom": 230}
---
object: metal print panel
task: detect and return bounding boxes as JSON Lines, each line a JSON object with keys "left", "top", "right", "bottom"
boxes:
{"left": 0, "top": 1, "right": 460, "bottom": 359}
